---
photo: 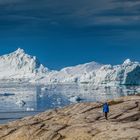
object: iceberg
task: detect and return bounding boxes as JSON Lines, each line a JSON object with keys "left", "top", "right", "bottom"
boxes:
{"left": 0, "top": 48, "right": 140, "bottom": 86}
{"left": 0, "top": 48, "right": 48, "bottom": 81}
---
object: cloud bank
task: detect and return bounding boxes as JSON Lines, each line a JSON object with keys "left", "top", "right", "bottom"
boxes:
{"left": 0, "top": 0, "right": 140, "bottom": 38}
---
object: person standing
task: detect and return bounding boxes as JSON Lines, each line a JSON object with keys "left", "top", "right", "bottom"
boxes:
{"left": 103, "top": 102, "right": 109, "bottom": 120}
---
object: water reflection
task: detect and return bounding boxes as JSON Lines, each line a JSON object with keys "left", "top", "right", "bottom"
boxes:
{"left": 46, "top": 84, "right": 139, "bottom": 102}
{"left": 0, "top": 84, "right": 139, "bottom": 124}
{"left": 0, "top": 86, "right": 37, "bottom": 112}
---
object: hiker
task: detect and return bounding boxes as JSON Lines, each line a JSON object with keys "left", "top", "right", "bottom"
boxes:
{"left": 103, "top": 102, "right": 109, "bottom": 120}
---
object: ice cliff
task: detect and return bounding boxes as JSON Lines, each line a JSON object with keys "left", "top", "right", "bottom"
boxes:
{"left": 0, "top": 49, "right": 140, "bottom": 86}
{"left": 0, "top": 48, "right": 48, "bottom": 80}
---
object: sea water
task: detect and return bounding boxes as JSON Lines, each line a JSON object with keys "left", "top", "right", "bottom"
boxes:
{"left": 0, "top": 83, "right": 139, "bottom": 124}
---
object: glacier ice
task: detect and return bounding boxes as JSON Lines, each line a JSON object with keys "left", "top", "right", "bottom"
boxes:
{"left": 0, "top": 48, "right": 48, "bottom": 80}
{"left": 0, "top": 48, "right": 140, "bottom": 86}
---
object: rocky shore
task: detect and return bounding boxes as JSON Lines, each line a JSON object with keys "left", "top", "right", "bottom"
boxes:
{"left": 0, "top": 95, "right": 140, "bottom": 140}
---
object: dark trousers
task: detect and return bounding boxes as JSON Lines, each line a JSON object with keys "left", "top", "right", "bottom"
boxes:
{"left": 104, "top": 112, "right": 108, "bottom": 120}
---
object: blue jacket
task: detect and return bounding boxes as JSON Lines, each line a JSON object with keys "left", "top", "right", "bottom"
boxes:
{"left": 103, "top": 103, "right": 109, "bottom": 113}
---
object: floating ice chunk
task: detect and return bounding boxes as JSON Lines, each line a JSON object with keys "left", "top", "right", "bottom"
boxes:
{"left": 26, "top": 107, "right": 35, "bottom": 111}
{"left": 136, "top": 87, "right": 140, "bottom": 92}
{"left": 69, "top": 96, "right": 82, "bottom": 103}
{"left": 56, "top": 98, "right": 62, "bottom": 105}
{"left": 16, "top": 100, "right": 26, "bottom": 107}
{"left": 41, "top": 87, "right": 48, "bottom": 91}
{"left": 39, "top": 94, "right": 44, "bottom": 98}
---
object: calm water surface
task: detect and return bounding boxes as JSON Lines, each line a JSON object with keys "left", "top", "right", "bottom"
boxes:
{"left": 0, "top": 83, "right": 139, "bottom": 124}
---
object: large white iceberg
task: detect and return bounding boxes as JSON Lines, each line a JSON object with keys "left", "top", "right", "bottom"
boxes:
{"left": 0, "top": 48, "right": 48, "bottom": 80}
{"left": 0, "top": 48, "right": 140, "bottom": 86}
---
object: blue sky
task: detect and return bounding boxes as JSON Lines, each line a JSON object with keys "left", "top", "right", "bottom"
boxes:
{"left": 0, "top": 0, "right": 140, "bottom": 69}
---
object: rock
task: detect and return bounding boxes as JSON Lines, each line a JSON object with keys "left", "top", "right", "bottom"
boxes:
{"left": 0, "top": 95, "right": 140, "bottom": 140}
